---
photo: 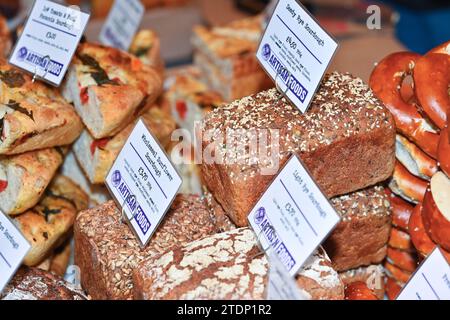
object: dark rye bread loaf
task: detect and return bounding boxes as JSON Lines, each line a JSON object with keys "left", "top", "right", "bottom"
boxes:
{"left": 201, "top": 72, "right": 396, "bottom": 227}
{"left": 324, "top": 185, "right": 392, "bottom": 271}
{"left": 1, "top": 267, "right": 86, "bottom": 300}
{"left": 133, "top": 228, "right": 344, "bottom": 300}
{"left": 74, "top": 195, "right": 221, "bottom": 300}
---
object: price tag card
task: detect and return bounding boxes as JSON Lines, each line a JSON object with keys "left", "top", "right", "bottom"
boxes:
{"left": 257, "top": 0, "right": 338, "bottom": 112}
{"left": 397, "top": 248, "right": 450, "bottom": 300}
{"left": 267, "top": 251, "right": 307, "bottom": 300}
{"left": 99, "top": 0, "right": 144, "bottom": 51}
{"left": 248, "top": 155, "right": 340, "bottom": 276}
{"left": 9, "top": 0, "right": 90, "bottom": 86}
{"left": 0, "top": 211, "right": 31, "bottom": 292}
{"left": 106, "top": 119, "right": 182, "bottom": 247}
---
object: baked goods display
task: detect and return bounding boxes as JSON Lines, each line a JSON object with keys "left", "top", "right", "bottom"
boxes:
{"left": 192, "top": 15, "right": 272, "bottom": 101}
{"left": 1, "top": 6, "right": 448, "bottom": 301}
{"left": 370, "top": 41, "right": 450, "bottom": 299}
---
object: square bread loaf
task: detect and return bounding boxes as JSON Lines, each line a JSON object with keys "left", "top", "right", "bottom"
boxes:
{"left": 324, "top": 186, "right": 392, "bottom": 271}
{"left": 201, "top": 72, "right": 396, "bottom": 227}
{"left": 133, "top": 228, "right": 344, "bottom": 300}
{"left": 74, "top": 195, "right": 221, "bottom": 300}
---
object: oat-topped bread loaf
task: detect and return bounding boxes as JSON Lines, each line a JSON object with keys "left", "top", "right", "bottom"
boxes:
{"left": 133, "top": 228, "right": 344, "bottom": 300}
{"left": 74, "top": 195, "right": 221, "bottom": 300}
{"left": 1, "top": 267, "right": 86, "bottom": 300}
{"left": 0, "top": 61, "right": 84, "bottom": 155}
{"left": 73, "top": 107, "right": 175, "bottom": 184}
{"left": 62, "top": 43, "right": 163, "bottom": 139}
{"left": 201, "top": 72, "right": 396, "bottom": 227}
{"left": 324, "top": 185, "right": 392, "bottom": 271}
{"left": 0, "top": 147, "right": 65, "bottom": 216}
{"left": 339, "top": 264, "right": 385, "bottom": 300}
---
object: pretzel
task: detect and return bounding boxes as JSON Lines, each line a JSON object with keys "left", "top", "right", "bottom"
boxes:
{"left": 385, "top": 276, "right": 403, "bottom": 300}
{"left": 414, "top": 53, "right": 450, "bottom": 129}
{"left": 438, "top": 126, "right": 450, "bottom": 178}
{"left": 389, "top": 227, "right": 414, "bottom": 252}
{"left": 409, "top": 203, "right": 450, "bottom": 263}
{"left": 421, "top": 172, "right": 450, "bottom": 251}
{"left": 384, "top": 261, "right": 411, "bottom": 284}
{"left": 389, "top": 161, "right": 429, "bottom": 203}
{"left": 344, "top": 282, "right": 378, "bottom": 300}
{"left": 387, "top": 189, "right": 414, "bottom": 231}
{"left": 396, "top": 135, "right": 439, "bottom": 180}
{"left": 386, "top": 247, "right": 417, "bottom": 273}
{"left": 370, "top": 52, "right": 440, "bottom": 158}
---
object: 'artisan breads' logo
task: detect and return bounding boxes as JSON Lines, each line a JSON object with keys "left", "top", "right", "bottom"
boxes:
{"left": 255, "top": 207, "right": 266, "bottom": 225}
{"left": 111, "top": 170, "right": 122, "bottom": 187}
{"left": 262, "top": 44, "right": 272, "bottom": 61}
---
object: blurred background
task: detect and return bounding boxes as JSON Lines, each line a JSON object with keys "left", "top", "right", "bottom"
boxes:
{"left": 1, "top": 0, "right": 449, "bottom": 81}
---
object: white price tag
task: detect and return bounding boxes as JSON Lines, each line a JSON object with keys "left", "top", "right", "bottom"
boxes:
{"left": 248, "top": 155, "right": 340, "bottom": 276}
{"left": 106, "top": 119, "right": 182, "bottom": 247}
{"left": 99, "top": 0, "right": 144, "bottom": 51}
{"left": 0, "top": 211, "right": 31, "bottom": 292}
{"left": 9, "top": 0, "right": 90, "bottom": 86}
{"left": 397, "top": 248, "right": 450, "bottom": 300}
{"left": 257, "top": 0, "right": 338, "bottom": 113}
{"left": 267, "top": 251, "right": 307, "bottom": 300}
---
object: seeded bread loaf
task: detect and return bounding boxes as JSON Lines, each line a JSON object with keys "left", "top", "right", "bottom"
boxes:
{"left": 74, "top": 195, "right": 221, "bottom": 300}
{"left": 201, "top": 73, "right": 396, "bottom": 227}
{"left": 0, "top": 147, "right": 65, "bottom": 216}
{"left": 133, "top": 228, "right": 344, "bottom": 300}
{"left": 324, "top": 186, "right": 392, "bottom": 271}
{"left": 339, "top": 264, "right": 385, "bottom": 300}
{"left": 1, "top": 267, "right": 86, "bottom": 300}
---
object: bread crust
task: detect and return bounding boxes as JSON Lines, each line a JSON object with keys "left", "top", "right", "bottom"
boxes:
{"left": 201, "top": 73, "right": 396, "bottom": 227}
{"left": 14, "top": 175, "right": 88, "bottom": 266}
{"left": 74, "top": 195, "right": 220, "bottom": 300}
{"left": 133, "top": 228, "right": 344, "bottom": 300}
{"left": 0, "top": 148, "right": 64, "bottom": 215}
{"left": 1, "top": 267, "right": 86, "bottom": 300}
{"left": 324, "top": 186, "right": 392, "bottom": 272}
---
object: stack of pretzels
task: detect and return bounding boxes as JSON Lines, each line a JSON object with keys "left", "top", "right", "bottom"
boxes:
{"left": 370, "top": 41, "right": 450, "bottom": 300}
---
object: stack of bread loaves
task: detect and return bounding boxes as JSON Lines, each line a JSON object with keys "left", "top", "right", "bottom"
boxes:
{"left": 133, "top": 71, "right": 397, "bottom": 300}
{"left": 0, "top": 60, "right": 90, "bottom": 275}
{"left": 370, "top": 40, "right": 450, "bottom": 299}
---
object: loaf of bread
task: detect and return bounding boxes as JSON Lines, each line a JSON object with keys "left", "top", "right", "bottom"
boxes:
{"left": 74, "top": 195, "right": 221, "bottom": 300}
{"left": 324, "top": 186, "right": 392, "bottom": 271}
{"left": 133, "top": 228, "right": 344, "bottom": 300}
{"left": 62, "top": 43, "right": 163, "bottom": 139}
{"left": 201, "top": 73, "right": 396, "bottom": 227}
{"left": 1, "top": 267, "right": 86, "bottom": 300}
{"left": 73, "top": 107, "right": 175, "bottom": 184}
{"left": 192, "top": 16, "right": 272, "bottom": 101}
{"left": 14, "top": 175, "right": 89, "bottom": 266}
{"left": 0, "top": 15, "right": 11, "bottom": 58}
{"left": 0, "top": 62, "right": 84, "bottom": 155}
{"left": 339, "top": 264, "right": 385, "bottom": 300}
{"left": 0, "top": 148, "right": 65, "bottom": 215}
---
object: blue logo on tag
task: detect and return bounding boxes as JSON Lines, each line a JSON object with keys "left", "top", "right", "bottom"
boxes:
{"left": 262, "top": 44, "right": 271, "bottom": 61}
{"left": 112, "top": 170, "right": 121, "bottom": 187}
{"left": 17, "top": 47, "right": 28, "bottom": 60}
{"left": 255, "top": 207, "right": 266, "bottom": 224}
